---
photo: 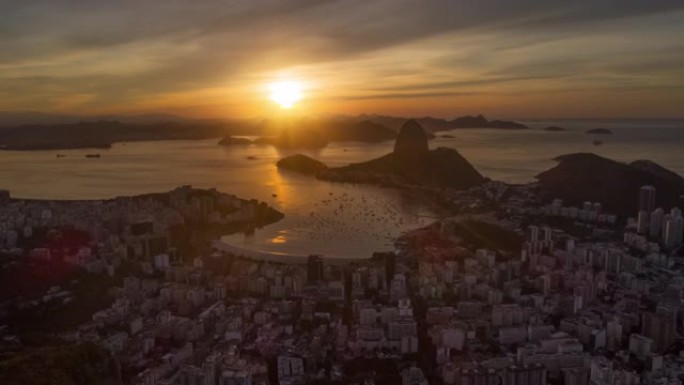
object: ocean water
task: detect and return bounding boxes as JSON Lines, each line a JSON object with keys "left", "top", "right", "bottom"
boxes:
{"left": 435, "top": 119, "right": 684, "bottom": 184}
{"left": 0, "top": 120, "right": 681, "bottom": 258}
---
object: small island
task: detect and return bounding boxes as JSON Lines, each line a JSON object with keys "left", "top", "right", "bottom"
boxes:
{"left": 449, "top": 115, "right": 528, "bottom": 129}
{"left": 544, "top": 126, "right": 566, "bottom": 132}
{"left": 586, "top": 128, "right": 613, "bottom": 135}
{"left": 276, "top": 154, "right": 328, "bottom": 175}
{"left": 218, "top": 136, "right": 252, "bottom": 145}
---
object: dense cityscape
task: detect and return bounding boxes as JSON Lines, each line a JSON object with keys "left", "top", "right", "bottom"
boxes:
{"left": 1, "top": 173, "right": 683, "bottom": 385}
{"left": 2, "top": 1, "right": 684, "bottom": 385}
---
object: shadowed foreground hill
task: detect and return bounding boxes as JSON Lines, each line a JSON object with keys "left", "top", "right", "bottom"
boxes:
{"left": 537, "top": 153, "right": 684, "bottom": 215}
{"left": 319, "top": 120, "right": 485, "bottom": 189}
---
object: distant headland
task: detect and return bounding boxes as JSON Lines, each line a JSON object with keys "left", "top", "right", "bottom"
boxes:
{"left": 277, "top": 120, "right": 486, "bottom": 189}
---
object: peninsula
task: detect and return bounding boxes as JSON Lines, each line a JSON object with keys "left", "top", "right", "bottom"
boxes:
{"left": 318, "top": 120, "right": 486, "bottom": 189}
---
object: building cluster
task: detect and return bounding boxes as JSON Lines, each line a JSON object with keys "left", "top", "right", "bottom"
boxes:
{"left": 632, "top": 186, "right": 684, "bottom": 251}
{"left": 2, "top": 182, "right": 684, "bottom": 385}
{"left": 0, "top": 186, "right": 260, "bottom": 268}
{"left": 542, "top": 199, "right": 618, "bottom": 225}
{"left": 53, "top": 252, "right": 407, "bottom": 384}
{"left": 0, "top": 187, "right": 273, "bottom": 331}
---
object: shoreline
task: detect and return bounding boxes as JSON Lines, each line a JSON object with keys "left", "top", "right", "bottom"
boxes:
{"left": 211, "top": 240, "right": 375, "bottom": 266}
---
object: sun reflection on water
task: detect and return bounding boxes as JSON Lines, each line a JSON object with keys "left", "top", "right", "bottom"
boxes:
{"left": 270, "top": 233, "right": 287, "bottom": 244}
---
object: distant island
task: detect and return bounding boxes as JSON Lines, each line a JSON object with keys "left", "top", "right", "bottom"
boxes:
{"left": 361, "top": 114, "right": 528, "bottom": 132}
{"left": 276, "top": 154, "right": 328, "bottom": 175}
{"left": 544, "top": 126, "right": 566, "bottom": 132}
{"left": 586, "top": 128, "right": 613, "bottom": 134}
{"left": 218, "top": 136, "right": 252, "bottom": 145}
{"left": 448, "top": 114, "right": 528, "bottom": 129}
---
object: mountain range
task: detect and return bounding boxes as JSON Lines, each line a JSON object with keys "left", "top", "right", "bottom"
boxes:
{"left": 0, "top": 112, "right": 528, "bottom": 150}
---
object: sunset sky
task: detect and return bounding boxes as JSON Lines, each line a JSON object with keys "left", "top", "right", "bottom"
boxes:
{"left": 1, "top": 0, "right": 683, "bottom": 119}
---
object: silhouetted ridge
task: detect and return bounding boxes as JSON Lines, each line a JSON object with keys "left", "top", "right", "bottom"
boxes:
{"left": 450, "top": 115, "right": 528, "bottom": 129}
{"left": 629, "top": 160, "right": 684, "bottom": 189}
{"left": 251, "top": 117, "right": 396, "bottom": 149}
{"left": 328, "top": 120, "right": 397, "bottom": 142}
{"left": 537, "top": 153, "right": 684, "bottom": 215}
{"left": 0, "top": 120, "right": 233, "bottom": 150}
{"left": 450, "top": 115, "right": 488, "bottom": 127}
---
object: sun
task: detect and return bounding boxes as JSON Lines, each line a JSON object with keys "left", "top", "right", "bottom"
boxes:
{"left": 269, "top": 80, "right": 303, "bottom": 109}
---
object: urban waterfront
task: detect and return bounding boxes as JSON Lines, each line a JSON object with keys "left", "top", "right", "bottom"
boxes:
{"left": 1, "top": 121, "right": 682, "bottom": 258}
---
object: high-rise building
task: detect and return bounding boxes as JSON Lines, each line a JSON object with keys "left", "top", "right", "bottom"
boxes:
{"left": 385, "top": 252, "right": 396, "bottom": 285}
{"left": 639, "top": 186, "right": 656, "bottom": 213}
{"left": 641, "top": 307, "right": 677, "bottom": 352}
{"left": 637, "top": 211, "right": 650, "bottom": 234}
{"left": 671, "top": 208, "right": 684, "bottom": 245}
{"left": 662, "top": 215, "right": 683, "bottom": 249}
{"left": 277, "top": 355, "right": 305, "bottom": 383}
{"left": 649, "top": 208, "right": 665, "bottom": 238}
{"left": 628, "top": 334, "right": 653, "bottom": 359}
{"left": 203, "top": 354, "right": 219, "bottom": 385}
{"left": 675, "top": 216, "right": 684, "bottom": 245}
{"left": 307, "top": 255, "right": 324, "bottom": 284}
{"left": 527, "top": 225, "right": 539, "bottom": 243}
{"left": 662, "top": 214, "right": 673, "bottom": 243}
{"left": 373, "top": 251, "right": 396, "bottom": 285}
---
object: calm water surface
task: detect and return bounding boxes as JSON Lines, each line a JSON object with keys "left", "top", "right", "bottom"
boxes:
{"left": 0, "top": 120, "right": 681, "bottom": 258}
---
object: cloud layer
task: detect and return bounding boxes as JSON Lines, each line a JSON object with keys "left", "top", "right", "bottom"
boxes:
{"left": 1, "top": 0, "right": 683, "bottom": 118}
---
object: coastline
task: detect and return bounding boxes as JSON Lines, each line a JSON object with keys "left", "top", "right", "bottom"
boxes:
{"left": 212, "top": 239, "right": 375, "bottom": 266}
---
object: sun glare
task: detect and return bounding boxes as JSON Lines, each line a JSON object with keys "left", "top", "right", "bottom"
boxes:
{"left": 269, "top": 80, "right": 303, "bottom": 109}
